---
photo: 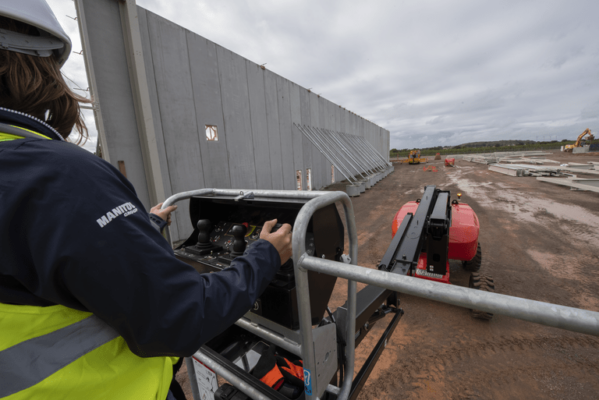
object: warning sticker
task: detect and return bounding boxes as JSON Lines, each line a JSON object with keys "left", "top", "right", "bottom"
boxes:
{"left": 193, "top": 357, "right": 219, "bottom": 400}
{"left": 304, "top": 368, "right": 312, "bottom": 396}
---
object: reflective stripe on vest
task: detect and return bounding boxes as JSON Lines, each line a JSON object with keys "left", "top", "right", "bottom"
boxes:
{"left": 0, "top": 315, "right": 119, "bottom": 397}
{"left": 0, "top": 303, "right": 176, "bottom": 400}
{"left": 0, "top": 122, "right": 52, "bottom": 141}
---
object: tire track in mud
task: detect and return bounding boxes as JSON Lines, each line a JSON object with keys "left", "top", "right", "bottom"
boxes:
{"left": 359, "top": 334, "right": 599, "bottom": 400}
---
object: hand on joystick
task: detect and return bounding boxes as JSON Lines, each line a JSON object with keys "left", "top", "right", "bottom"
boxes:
{"left": 230, "top": 224, "right": 248, "bottom": 256}
{"left": 260, "top": 219, "right": 293, "bottom": 265}
{"left": 196, "top": 219, "right": 213, "bottom": 249}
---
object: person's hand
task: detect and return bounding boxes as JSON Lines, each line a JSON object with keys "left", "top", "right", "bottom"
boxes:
{"left": 260, "top": 219, "right": 292, "bottom": 265}
{"left": 150, "top": 203, "right": 177, "bottom": 226}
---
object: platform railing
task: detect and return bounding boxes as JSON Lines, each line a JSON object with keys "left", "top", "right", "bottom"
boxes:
{"left": 162, "top": 189, "right": 599, "bottom": 400}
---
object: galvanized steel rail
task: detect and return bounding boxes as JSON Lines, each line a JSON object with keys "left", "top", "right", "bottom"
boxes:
{"left": 298, "top": 256, "right": 599, "bottom": 337}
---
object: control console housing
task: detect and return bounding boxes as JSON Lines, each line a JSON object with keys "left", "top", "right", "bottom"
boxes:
{"left": 174, "top": 194, "right": 344, "bottom": 330}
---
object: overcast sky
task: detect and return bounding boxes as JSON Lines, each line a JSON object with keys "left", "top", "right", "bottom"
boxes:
{"left": 49, "top": 0, "right": 599, "bottom": 152}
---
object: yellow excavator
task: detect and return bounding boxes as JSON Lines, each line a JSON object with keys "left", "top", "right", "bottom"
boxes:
{"left": 401, "top": 150, "right": 427, "bottom": 164}
{"left": 564, "top": 129, "right": 594, "bottom": 152}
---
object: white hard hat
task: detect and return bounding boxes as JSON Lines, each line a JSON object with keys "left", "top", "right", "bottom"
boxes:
{"left": 0, "top": 0, "right": 72, "bottom": 67}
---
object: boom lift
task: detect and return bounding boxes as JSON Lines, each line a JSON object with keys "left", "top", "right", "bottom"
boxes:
{"left": 160, "top": 186, "right": 599, "bottom": 400}
{"left": 390, "top": 188, "right": 494, "bottom": 319}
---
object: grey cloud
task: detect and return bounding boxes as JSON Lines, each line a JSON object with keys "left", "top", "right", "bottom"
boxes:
{"left": 47, "top": 0, "right": 599, "bottom": 151}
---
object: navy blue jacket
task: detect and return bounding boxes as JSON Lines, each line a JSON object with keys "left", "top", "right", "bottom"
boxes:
{"left": 0, "top": 111, "right": 281, "bottom": 357}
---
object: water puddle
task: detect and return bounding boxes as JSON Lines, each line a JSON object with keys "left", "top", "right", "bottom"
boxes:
{"left": 448, "top": 170, "right": 599, "bottom": 248}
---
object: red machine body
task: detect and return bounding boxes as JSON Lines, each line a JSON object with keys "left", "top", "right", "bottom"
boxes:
{"left": 391, "top": 201, "right": 479, "bottom": 284}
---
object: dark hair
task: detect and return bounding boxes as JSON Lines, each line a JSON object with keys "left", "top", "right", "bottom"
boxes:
{"left": 0, "top": 16, "right": 91, "bottom": 144}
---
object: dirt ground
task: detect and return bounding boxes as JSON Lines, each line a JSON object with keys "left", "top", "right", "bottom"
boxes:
{"left": 177, "top": 151, "right": 599, "bottom": 399}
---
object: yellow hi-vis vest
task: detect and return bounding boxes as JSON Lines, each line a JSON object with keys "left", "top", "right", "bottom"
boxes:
{"left": 0, "top": 302, "right": 177, "bottom": 399}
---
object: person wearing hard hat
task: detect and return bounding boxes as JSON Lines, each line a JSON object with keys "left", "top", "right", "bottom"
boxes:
{"left": 0, "top": 2, "right": 292, "bottom": 400}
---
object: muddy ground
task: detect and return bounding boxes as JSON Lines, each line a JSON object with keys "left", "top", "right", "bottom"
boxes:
{"left": 177, "top": 152, "right": 599, "bottom": 399}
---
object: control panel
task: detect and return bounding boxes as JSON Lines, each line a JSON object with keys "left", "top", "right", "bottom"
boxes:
{"left": 174, "top": 194, "right": 344, "bottom": 330}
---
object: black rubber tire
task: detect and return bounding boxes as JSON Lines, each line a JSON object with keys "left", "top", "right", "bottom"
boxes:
{"left": 469, "top": 272, "right": 495, "bottom": 320}
{"left": 462, "top": 242, "right": 482, "bottom": 272}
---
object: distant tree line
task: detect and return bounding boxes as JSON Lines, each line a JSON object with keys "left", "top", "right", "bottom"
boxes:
{"left": 389, "top": 139, "right": 576, "bottom": 158}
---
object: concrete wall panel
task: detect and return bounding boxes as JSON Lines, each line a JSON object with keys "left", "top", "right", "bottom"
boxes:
{"left": 81, "top": 0, "right": 151, "bottom": 209}
{"left": 217, "top": 47, "right": 257, "bottom": 189}
{"left": 276, "top": 76, "right": 295, "bottom": 190}
{"left": 137, "top": 8, "right": 179, "bottom": 238}
{"left": 299, "top": 88, "right": 313, "bottom": 190}
{"left": 289, "top": 83, "right": 304, "bottom": 190}
{"left": 317, "top": 97, "right": 329, "bottom": 185}
{"left": 146, "top": 11, "right": 204, "bottom": 239}
{"left": 186, "top": 34, "right": 231, "bottom": 190}
{"left": 263, "top": 70, "right": 284, "bottom": 189}
{"left": 309, "top": 93, "right": 323, "bottom": 189}
{"left": 246, "top": 62, "right": 272, "bottom": 189}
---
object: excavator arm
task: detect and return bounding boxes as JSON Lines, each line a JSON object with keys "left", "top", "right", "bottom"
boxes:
{"left": 574, "top": 129, "right": 594, "bottom": 147}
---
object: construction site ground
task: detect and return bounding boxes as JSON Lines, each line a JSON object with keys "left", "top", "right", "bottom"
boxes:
{"left": 176, "top": 151, "right": 599, "bottom": 400}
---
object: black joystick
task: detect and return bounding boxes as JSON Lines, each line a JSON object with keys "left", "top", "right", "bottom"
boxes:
{"left": 271, "top": 223, "right": 283, "bottom": 233}
{"left": 196, "top": 219, "right": 213, "bottom": 249}
{"left": 230, "top": 224, "right": 248, "bottom": 256}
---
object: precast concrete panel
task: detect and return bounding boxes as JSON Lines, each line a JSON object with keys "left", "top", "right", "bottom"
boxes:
{"left": 276, "top": 76, "right": 295, "bottom": 190}
{"left": 359, "top": 118, "right": 365, "bottom": 141}
{"left": 327, "top": 100, "right": 336, "bottom": 130}
{"left": 299, "top": 88, "right": 313, "bottom": 190}
{"left": 343, "top": 110, "right": 350, "bottom": 135}
{"left": 371, "top": 122, "right": 378, "bottom": 153}
{"left": 308, "top": 92, "right": 322, "bottom": 190}
{"left": 373, "top": 124, "right": 378, "bottom": 153}
{"left": 246, "top": 61, "right": 272, "bottom": 189}
{"left": 137, "top": 9, "right": 180, "bottom": 239}
{"left": 146, "top": 11, "right": 204, "bottom": 239}
{"left": 331, "top": 102, "right": 345, "bottom": 183}
{"left": 263, "top": 70, "right": 284, "bottom": 189}
{"left": 289, "top": 83, "right": 304, "bottom": 190}
{"left": 317, "top": 96, "right": 328, "bottom": 185}
{"left": 216, "top": 47, "right": 257, "bottom": 189}
{"left": 389, "top": 131, "right": 391, "bottom": 160}
{"left": 384, "top": 130, "right": 388, "bottom": 160}
{"left": 325, "top": 100, "right": 341, "bottom": 183}
{"left": 186, "top": 33, "right": 231, "bottom": 190}
{"left": 81, "top": 0, "right": 151, "bottom": 209}
{"left": 339, "top": 107, "right": 346, "bottom": 133}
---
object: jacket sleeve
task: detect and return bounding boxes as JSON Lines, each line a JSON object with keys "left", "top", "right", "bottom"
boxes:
{"left": 20, "top": 144, "right": 281, "bottom": 357}
{"left": 149, "top": 213, "right": 168, "bottom": 233}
